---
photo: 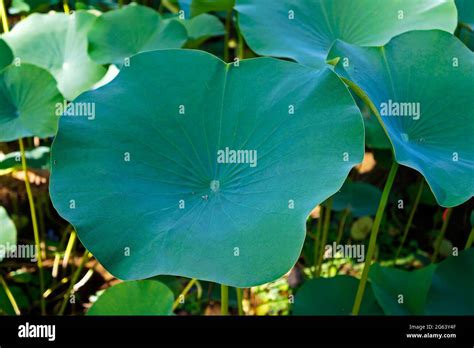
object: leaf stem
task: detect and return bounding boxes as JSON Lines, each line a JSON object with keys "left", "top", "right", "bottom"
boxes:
{"left": 220, "top": 284, "right": 228, "bottom": 315}
{"left": 396, "top": 177, "right": 424, "bottom": 259}
{"left": 62, "top": 230, "right": 76, "bottom": 269}
{"left": 19, "top": 138, "right": 46, "bottom": 315}
{"left": 161, "top": 0, "right": 179, "bottom": 14}
{"left": 336, "top": 208, "right": 350, "bottom": 245}
{"left": 352, "top": 161, "right": 398, "bottom": 315}
{"left": 0, "top": 0, "right": 8, "bottom": 33}
{"left": 431, "top": 208, "right": 453, "bottom": 263}
{"left": 313, "top": 205, "right": 324, "bottom": 275}
{"left": 315, "top": 198, "right": 333, "bottom": 277}
{"left": 63, "top": 0, "right": 70, "bottom": 14}
{"left": 236, "top": 288, "right": 244, "bottom": 315}
{"left": 465, "top": 227, "right": 474, "bottom": 249}
{"left": 172, "top": 278, "right": 197, "bottom": 311}
{"left": 58, "top": 251, "right": 90, "bottom": 315}
{"left": 223, "top": 9, "right": 232, "bottom": 62}
{"left": 0, "top": 275, "right": 20, "bottom": 315}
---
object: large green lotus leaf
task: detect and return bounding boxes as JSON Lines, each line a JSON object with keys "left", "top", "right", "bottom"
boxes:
{"left": 331, "top": 181, "right": 382, "bottom": 217}
{"left": 235, "top": 0, "right": 457, "bottom": 68}
{"left": 50, "top": 50, "right": 364, "bottom": 287}
{"left": 328, "top": 30, "right": 474, "bottom": 208}
{"left": 182, "top": 13, "right": 225, "bottom": 47}
{"left": 0, "top": 146, "right": 50, "bottom": 171}
{"left": 3, "top": 11, "right": 106, "bottom": 100}
{"left": 293, "top": 276, "right": 383, "bottom": 315}
{"left": 87, "top": 280, "right": 174, "bottom": 315}
{"left": 369, "top": 263, "right": 435, "bottom": 315}
{"left": 0, "top": 40, "right": 13, "bottom": 71}
{"left": 0, "top": 206, "right": 17, "bottom": 262}
{"left": 179, "top": 0, "right": 234, "bottom": 18}
{"left": 87, "top": 4, "right": 187, "bottom": 65}
{"left": 425, "top": 249, "right": 474, "bottom": 314}
{"left": 0, "top": 64, "right": 63, "bottom": 141}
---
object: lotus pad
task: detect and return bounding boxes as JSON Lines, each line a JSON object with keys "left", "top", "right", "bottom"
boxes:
{"left": 0, "top": 64, "right": 63, "bottom": 141}
{"left": 236, "top": 0, "right": 457, "bottom": 68}
{"left": 328, "top": 30, "right": 474, "bottom": 207}
{"left": 87, "top": 280, "right": 174, "bottom": 315}
{"left": 87, "top": 4, "right": 188, "bottom": 65}
{"left": 3, "top": 11, "right": 106, "bottom": 100}
{"left": 50, "top": 49, "right": 364, "bottom": 287}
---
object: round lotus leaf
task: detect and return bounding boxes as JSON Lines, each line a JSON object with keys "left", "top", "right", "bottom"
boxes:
{"left": 235, "top": 0, "right": 457, "bottom": 68}
{"left": 0, "top": 206, "right": 17, "bottom": 262}
{"left": 87, "top": 280, "right": 174, "bottom": 315}
{"left": 328, "top": 30, "right": 474, "bottom": 207}
{"left": 425, "top": 249, "right": 474, "bottom": 314}
{"left": 0, "top": 64, "right": 63, "bottom": 141}
{"left": 293, "top": 276, "right": 383, "bottom": 315}
{"left": 50, "top": 50, "right": 364, "bottom": 287}
{"left": 0, "top": 40, "right": 13, "bottom": 71}
{"left": 332, "top": 182, "right": 382, "bottom": 217}
{"left": 87, "top": 4, "right": 187, "bottom": 65}
{"left": 3, "top": 11, "right": 106, "bottom": 100}
{"left": 369, "top": 263, "right": 435, "bottom": 315}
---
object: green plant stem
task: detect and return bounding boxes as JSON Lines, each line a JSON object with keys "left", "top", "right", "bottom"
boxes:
{"left": 396, "top": 177, "right": 424, "bottom": 259}
{"left": 465, "top": 227, "right": 474, "bottom": 249}
{"left": 432, "top": 208, "right": 453, "bottom": 263}
{"left": 58, "top": 251, "right": 90, "bottom": 315}
{"left": 352, "top": 161, "right": 399, "bottom": 315}
{"left": 313, "top": 205, "right": 324, "bottom": 275}
{"left": 19, "top": 138, "right": 46, "bottom": 315}
{"left": 220, "top": 284, "right": 228, "bottom": 315}
{"left": 172, "top": 278, "right": 197, "bottom": 311}
{"left": 62, "top": 230, "right": 76, "bottom": 269}
{"left": 119, "top": 0, "right": 123, "bottom": 8}
{"left": 0, "top": 0, "right": 8, "bottom": 33}
{"left": 336, "top": 208, "right": 350, "bottom": 245}
{"left": 161, "top": 0, "right": 178, "bottom": 14}
{"left": 37, "top": 195, "right": 47, "bottom": 259}
{"left": 62, "top": 0, "right": 70, "bottom": 13}
{"left": 223, "top": 9, "right": 232, "bottom": 62}
{"left": 236, "top": 288, "right": 244, "bottom": 315}
{"left": 0, "top": 275, "right": 20, "bottom": 315}
{"left": 315, "top": 198, "right": 333, "bottom": 277}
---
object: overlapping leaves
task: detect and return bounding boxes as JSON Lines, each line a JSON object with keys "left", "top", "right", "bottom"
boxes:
{"left": 328, "top": 30, "right": 474, "bottom": 207}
